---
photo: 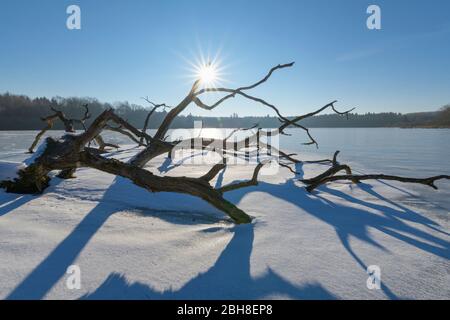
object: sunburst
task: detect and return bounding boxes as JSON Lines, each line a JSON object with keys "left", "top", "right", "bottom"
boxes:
{"left": 181, "top": 49, "right": 227, "bottom": 89}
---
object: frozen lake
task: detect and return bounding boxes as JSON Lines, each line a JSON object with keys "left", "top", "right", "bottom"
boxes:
{"left": 0, "top": 128, "right": 449, "bottom": 299}
{"left": 1, "top": 127, "right": 449, "bottom": 209}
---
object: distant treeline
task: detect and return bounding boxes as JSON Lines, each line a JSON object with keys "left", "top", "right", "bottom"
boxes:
{"left": 0, "top": 93, "right": 449, "bottom": 130}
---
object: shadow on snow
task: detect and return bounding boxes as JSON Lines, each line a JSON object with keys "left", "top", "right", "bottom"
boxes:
{"left": 3, "top": 158, "right": 449, "bottom": 299}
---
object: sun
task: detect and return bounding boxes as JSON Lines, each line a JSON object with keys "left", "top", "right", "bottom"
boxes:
{"left": 181, "top": 49, "right": 227, "bottom": 88}
{"left": 197, "top": 63, "right": 218, "bottom": 84}
{"left": 196, "top": 62, "right": 221, "bottom": 86}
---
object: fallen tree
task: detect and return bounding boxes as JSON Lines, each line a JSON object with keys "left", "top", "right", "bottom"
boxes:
{"left": 1, "top": 62, "right": 449, "bottom": 224}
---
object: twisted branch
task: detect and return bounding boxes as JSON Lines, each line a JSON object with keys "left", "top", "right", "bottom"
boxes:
{"left": 28, "top": 104, "right": 91, "bottom": 153}
{"left": 300, "top": 150, "right": 450, "bottom": 192}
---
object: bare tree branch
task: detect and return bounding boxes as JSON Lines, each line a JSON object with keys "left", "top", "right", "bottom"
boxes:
{"left": 201, "top": 159, "right": 227, "bottom": 182}
{"left": 194, "top": 62, "right": 295, "bottom": 95}
{"left": 104, "top": 124, "right": 143, "bottom": 146}
{"left": 28, "top": 104, "right": 91, "bottom": 153}
{"left": 300, "top": 150, "right": 450, "bottom": 192}
{"left": 224, "top": 124, "right": 259, "bottom": 141}
{"left": 28, "top": 118, "right": 54, "bottom": 153}
{"left": 141, "top": 97, "right": 172, "bottom": 143}
{"left": 131, "top": 63, "right": 295, "bottom": 167}
{"left": 305, "top": 173, "right": 450, "bottom": 192}
{"left": 279, "top": 101, "right": 355, "bottom": 133}
{"left": 219, "top": 161, "right": 267, "bottom": 193}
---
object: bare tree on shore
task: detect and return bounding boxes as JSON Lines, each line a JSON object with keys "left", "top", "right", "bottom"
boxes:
{"left": 1, "top": 62, "right": 449, "bottom": 224}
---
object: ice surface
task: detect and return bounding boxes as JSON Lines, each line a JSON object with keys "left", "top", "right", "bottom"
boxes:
{"left": 0, "top": 132, "right": 449, "bottom": 300}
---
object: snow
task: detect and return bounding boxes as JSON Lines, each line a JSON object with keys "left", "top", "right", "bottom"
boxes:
{"left": 0, "top": 161, "right": 24, "bottom": 181}
{"left": 0, "top": 146, "right": 449, "bottom": 300}
{"left": 23, "top": 139, "right": 47, "bottom": 167}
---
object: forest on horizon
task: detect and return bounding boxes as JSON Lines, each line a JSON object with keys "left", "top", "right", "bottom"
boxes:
{"left": 1, "top": 92, "right": 449, "bottom": 130}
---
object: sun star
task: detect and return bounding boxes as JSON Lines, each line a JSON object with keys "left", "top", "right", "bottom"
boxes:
{"left": 197, "top": 62, "right": 218, "bottom": 85}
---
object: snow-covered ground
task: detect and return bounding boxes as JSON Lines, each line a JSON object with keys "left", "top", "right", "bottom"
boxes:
{"left": 0, "top": 146, "right": 449, "bottom": 299}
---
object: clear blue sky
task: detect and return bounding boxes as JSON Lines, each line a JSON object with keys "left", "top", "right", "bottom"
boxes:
{"left": 1, "top": 0, "right": 449, "bottom": 116}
